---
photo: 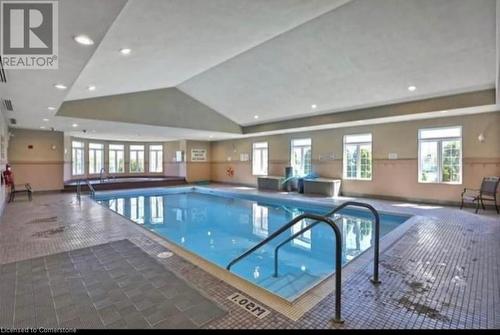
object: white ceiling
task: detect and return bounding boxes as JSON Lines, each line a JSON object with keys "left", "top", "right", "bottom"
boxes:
{"left": 179, "top": 0, "right": 497, "bottom": 125}
{"left": 2, "top": 0, "right": 498, "bottom": 141}
{"left": 66, "top": 0, "right": 350, "bottom": 100}
{"left": 62, "top": 118, "right": 241, "bottom": 142}
{"left": 1, "top": 0, "right": 128, "bottom": 134}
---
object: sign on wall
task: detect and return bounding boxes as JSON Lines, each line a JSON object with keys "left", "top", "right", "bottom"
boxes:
{"left": 191, "top": 148, "right": 207, "bottom": 161}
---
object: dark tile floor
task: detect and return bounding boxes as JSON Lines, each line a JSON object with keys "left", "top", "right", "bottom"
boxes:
{"left": 0, "top": 240, "right": 226, "bottom": 329}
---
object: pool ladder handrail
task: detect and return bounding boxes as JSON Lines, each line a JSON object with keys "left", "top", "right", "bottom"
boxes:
{"left": 76, "top": 179, "right": 82, "bottom": 203}
{"left": 274, "top": 201, "right": 381, "bottom": 284}
{"left": 226, "top": 213, "right": 345, "bottom": 324}
{"left": 86, "top": 179, "right": 96, "bottom": 198}
{"left": 99, "top": 168, "right": 106, "bottom": 183}
{"left": 76, "top": 179, "right": 96, "bottom": 200}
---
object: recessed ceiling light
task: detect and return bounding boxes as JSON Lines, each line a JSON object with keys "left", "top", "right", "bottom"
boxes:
{"left": 43, "top": 118, "right": 49, "bottom": 122}
{"left": 87, "top": 85, "right": 96, "bottom": 91}
{"left": 73, "top": 34, "right": 94, "bottom": 46}
{"left": 311, "top": 104, "right": 317, "bottom": 109}
{"left": 54, "top": 84, "right": 67, "bottom": 90}
{"left": 120, "top": 48, "right": 131, "bottom": 55}
{"left": 254, "top": 115, "right": 259, "bottom": 119}
{"left": 72, "top": 123, "right": 78, "bottom": 128}
{"left": 209, "top": 135, "right": 214, "bottom": 138}
{"left": 48, "top": 107, "right": 56, "bottom": 111}
{"left": 408, "top": 85, "right": 417, "bottom": 92}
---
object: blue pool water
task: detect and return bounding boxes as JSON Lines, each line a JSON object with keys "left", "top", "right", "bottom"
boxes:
{"left": 95, "top": 188, "right": 410, "bottom": 300}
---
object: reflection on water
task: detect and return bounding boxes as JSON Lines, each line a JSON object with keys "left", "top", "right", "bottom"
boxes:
{"left": 109, "top": 198, "right": 124, "bottom": 215}
{"left": 342, "top": 216, "right": 374, "bottom": 261}
{"left": 97, "top": 192, "right": 406, "bottom": 300}
{"left": 250, "top": 203, "right": 376, "bottom": 260}
{"left": 130, "top": 196, "right": 144, "bottom": 224}
{"left": 291, "top": 219, "right": 312, "bottom": 250}
{"left": 102, "top": 196, "right": 378, "bottom": 263}
{"left": 252, "top": 203, "right": 268, "bottom": 238}
{"left": 150, "top": 196, "right": 164, "bottom": 224}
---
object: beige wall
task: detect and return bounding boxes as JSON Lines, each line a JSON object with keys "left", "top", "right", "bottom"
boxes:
{"left": 210, "top": 112, "right": 500, "bottom": 204}
{"left": 185, "top": 140, "right": 211, "bottom": 182}
{"left": 8, "top": 129, "right": 64, "bottom": 191}
{"left": 6, "top": 111, "right": 499, "bottom": 202}
{"left": 164, "top": 141, "right": 183, "bottom": 177}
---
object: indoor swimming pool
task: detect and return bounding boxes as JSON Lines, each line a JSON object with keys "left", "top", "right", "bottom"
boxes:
{"left": 95, "top": 187, "right": 411, "bottom": 300}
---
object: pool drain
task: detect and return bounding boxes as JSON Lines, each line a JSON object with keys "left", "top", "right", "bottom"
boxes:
{"left": 157, "top": 251, "right": 173, "bottom": 259}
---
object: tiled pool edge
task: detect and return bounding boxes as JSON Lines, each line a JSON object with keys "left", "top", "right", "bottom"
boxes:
{"left": 93, "top": 185, "right": 418, "bottom": 321}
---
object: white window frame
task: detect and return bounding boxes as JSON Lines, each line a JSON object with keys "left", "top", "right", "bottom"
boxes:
{"left": 71, "top": 141, "right": 85, "bottom": 176}
{"left": 290, "top": 138, "right": 312, "bottom": 177}
{"left": 252, "top": 142, "right": 268, "bottom": 176}
{"left": 343, "top": 133, "right": 373, "bottom": 181}
{"left": 109, "top": 198, "right": 125, "bottom": 216}
{"left": 108, "top": 144, "right": 125, "bottom": 174}
{"left": 252, "top": 203, "right": 269, "bottom": 238}
{"left": 129, "top": 145, "right": 145, "bottom": 173}
{"left": 88, "top": 143, "right": 104, "bottom": 175}
{"left": 149, "top": 145, "right": 163, "bottom": 173}
{"left": 150, "top": 196, "right": 164, "bottom": 224}
{"left": 291, "top": 220, "right": 311, "bottom": 250}
{"left": 418, "top": 126, "right": 462, "bottom": 184}
{"left": 130, "top": 196, "right": 145, "bottom": 224}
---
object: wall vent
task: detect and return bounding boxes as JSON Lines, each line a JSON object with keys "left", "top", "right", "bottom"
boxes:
{"left": 0, "top": 57, "right": 6, "bottom": 83}
{"left": 9, "top": 118, "right": 17, "bottom": 125}
{"left": 2, "top": 99, "right": 13, "bottom": 111}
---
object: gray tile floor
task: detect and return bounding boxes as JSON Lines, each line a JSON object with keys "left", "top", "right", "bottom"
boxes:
{"left": 0, "top": 186, "right": 499, "bottom": 329}
{"left": 0, "top": 240, "right": 226, "bottom": 329}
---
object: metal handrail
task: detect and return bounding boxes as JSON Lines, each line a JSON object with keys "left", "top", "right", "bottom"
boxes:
{"left": 76, "top": 179, "right": 82, "bottom": 203}
{"left": 273, "top": 202, "right": 381, "bottom": 281}
{"left": 226, "top": 213, "right": 345, "bottom": 324}
{"left": 99, "top": 168, "right": 106, "bottom": 183}
{"left": 326, "top": 201, "right": 381, "bottom": 284}
{"left": 86, "top": 179, "right": 96, "bottom": 198}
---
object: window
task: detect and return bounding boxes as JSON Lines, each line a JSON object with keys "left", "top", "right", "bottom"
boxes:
{"left": 72, "top": 141, "right": 85, "bottom": 175}
{"left": 150, "top": 196, "right": 164, "bottom": 224}
{"left": 109, "top": 198, "right": 124, "bottom": 216}
{"left": 343, "top": 134, "right": 372, "bottom": 180}
{"left": 88, "top": 143, "right": 104, "bottom": 174}
{"left": 291, "top": 219, "right": 311, "bottom": 250}
{"left": 252, "top": 142, "right": 268, "bottom": 176}
{"left": 290, "top": 138, "right": 312, "bottom": 176}
{"left": 252, "top": 203, "right": 268, "bottom": 238}
{"left": 418, "top": 126, "right": 462, "bottom": 184}
{"left": 109, "top": 144, "right": 124, "bottom": 173}
{"left": 129, "top": 145, "right": 145, "bottom": 173}
{"left": 149, "top": 145, "right": 163, "bottom": 173}
{"left": 130, "top": 196, "right": 144, "bottom": 224}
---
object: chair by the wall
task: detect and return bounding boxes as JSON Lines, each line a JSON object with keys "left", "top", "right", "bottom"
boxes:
{"left": 460, "top": 176, "right": 500, "bottom": 214}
